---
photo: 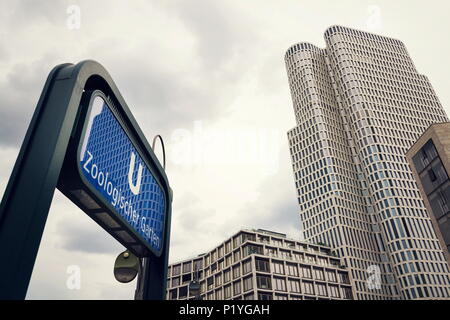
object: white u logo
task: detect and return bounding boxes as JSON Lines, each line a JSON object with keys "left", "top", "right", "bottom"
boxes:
{"left": 128, "top": 152, "right": 143, "bottom": 195}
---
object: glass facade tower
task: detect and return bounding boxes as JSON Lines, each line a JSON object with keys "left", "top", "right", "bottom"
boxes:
{"left": 285, "top": 26, "right": 450, "bottom": 300}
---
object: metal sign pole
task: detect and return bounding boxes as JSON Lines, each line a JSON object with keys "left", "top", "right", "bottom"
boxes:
{"left": 0, "top": 64, "right": 81, "bottom": 299}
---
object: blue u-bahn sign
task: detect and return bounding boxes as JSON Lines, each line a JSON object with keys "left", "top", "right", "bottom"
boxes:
{"left": 78, "top": 93, "right": 166, "bottom": 255}
{"left": 0, "top": 61, "right": 172, "bottom": 300}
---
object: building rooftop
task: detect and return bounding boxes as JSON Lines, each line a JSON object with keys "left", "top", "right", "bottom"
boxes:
{"left": 166, "top": 228, "right": 352, "bottom": 300}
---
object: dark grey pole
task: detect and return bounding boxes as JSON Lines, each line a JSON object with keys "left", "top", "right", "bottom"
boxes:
{"left": 0, "top": 63, "right": 82, "bottom": 299}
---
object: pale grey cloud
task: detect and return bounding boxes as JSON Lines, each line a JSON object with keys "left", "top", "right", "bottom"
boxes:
{"left": 2, "top": 0, "right": 65, "bottom": 26}
{"left": 0, "top": 56, "right": 60, "bottom": 147}
{"left": 236, "top": 145, "right": 301, "bottom": 236}
{"left": 162, "top": 1, "right": 260, "bottom": 70}
{"left": 56, "top": 218, "right": 125, "bottom": 255}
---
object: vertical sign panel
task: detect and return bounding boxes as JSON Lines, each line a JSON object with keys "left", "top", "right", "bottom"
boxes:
{"left": 78, "top": 95, "right": 166, "bottom": 255}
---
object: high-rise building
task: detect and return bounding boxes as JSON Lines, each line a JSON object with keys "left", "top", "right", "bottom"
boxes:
{"left": 166, "top": 229, "right": 353, "bottom": 300}
{"left": 406, "top": 122, "right": 450, "bottom": 267}
{"left": 285, "top": 26, "right": 450, "bottom": 300}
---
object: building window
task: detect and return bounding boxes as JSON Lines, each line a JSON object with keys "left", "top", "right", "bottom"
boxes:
{"left": 314, "top": 267, "right": 325, "bottom": 281}
{"left": 224, "top": 269, "right": 231, "bottom": 283}
{"left": 207, "top": 276, "right": 214, "bottom": 290}
{"left": 233, "top": 250, "right": 241, "bottom": 262}
{"left": 224, "top": 285, "right": 232, "bottom": 299}
{"left": 172, "top": 277, "right": 180, "bottom": 287}
{"left": 279, "top": 249, "right": 291, "bottom": 259}
{"left": 215, "top": 274, "right": 222, "bottom": 286}
{"left": 182, "top": 262, "right": 191, "bottom": 273}
{"left": 242, "top": 258, "right": 252, "bottom": 274}
{"left": 243, "top": 276, "right": 253, "bottom": 292}
{"left": 233, "top": 281, "right": 241, "bottom": 295}
{"left": 286, "top": 263, "right": 298, "bottom": 276}
{"left": 243, "top": 293, "right": 254, "bottom": 300}
{"left": 300, "top": 265, "right": 312, "bottom": 278}
{"left": 438, "top": 190, "right": 449, "bottom": 213}
{"left": 215, "top": 288, "right": 223, "bottom": 300}
{"left": 182, "top": 273, "right": 191, "bottom": 284}
{"left": 225, "top": 255, "right": 232, "bottom": 267}
{"left": 241, "top": 232, "right": 256, "bottom": 243}
{"left": 329, "top": 285, "right": 340, "bottom": 298}
{"left": 233, "top": 265, "right": 241, "bottom": 279}
{"left": 265, "top": 246, "right": 277, "bottom": 256}
{"left": 305, "top": 254, "right": 316, "bottom": 263}
{"left": 272, "top": 238, "right": 283, "bottom": 246}
{"left": 428, "top": 168, "right": 437, "bottom": 182}
{"left": 201, "top": 281, "right": 205, "bottom": 292}
{"left": 326, "top": 269, "right": 337, "bottom": 282}
{"left": 285, "top": 241, "right": 296, "bottom": 249}
{"left": 302, "top": 281, "right": 314, "bottom": 295}
{"left": 317, "top": 257, "right": 327, "bottom": 265}
{"left": 430, "top": 190, "right": 450, "bottom": 218}
{"left": 179, "top": 286, "right": 188, "bottom": 298}
{"left": 293, "top": 251, "right": 303, "bottom": 261}
{"left": 243, "top": 244, "right": 263, "bottom": 257}
{"left": 255, "top": 258, "right": 270, "bottom": 272}
{"left": 338, "top": 272, "right": 349, "bottom": 284}
{"left": 329, "top": 259, "right": 339, "bottom": 267}
{"left": 172, "top": 264, "right": 181, "bottom": 276}
{"left": 233, "top": 236, "right": 241, "bottom": 249}
{"left": 316, "top": 283, "right": 327, "bottom": 296}
{"left": 169, "top": 289, "right": 177, "bottom": 299}
{"left": 271, "top": 260, "right": 285, "bottom": 274}
{"left": 193, "top": 259, "right": 203, "bottom": 271}
{"left": 226, "top": 241, "right": 232, "bottom": 254}
{"left": 256, "top": 275, "right": 272, "bottom": 290}
{"left": 257, "top": 291, "right": 273, "bottom": 300}
{"left": 341, "top": 287, "right": 353, "bottom": 299}
{"left": 273, "top": 277, "right": 287, "bottom": 291}
{"left": 288, "top": 279, "right": 301, "bottom": 293}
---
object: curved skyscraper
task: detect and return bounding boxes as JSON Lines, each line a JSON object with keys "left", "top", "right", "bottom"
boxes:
{"left": 286, "top": 25, "right": 450, "bottom": 300}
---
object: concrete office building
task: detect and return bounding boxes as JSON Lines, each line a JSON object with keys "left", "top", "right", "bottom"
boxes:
{"left": 166, "top": 229, "right": 353, "bottom": 300}
{"left": 407, "top": 122, "right": 450, "bottom": 267}
{"left": 285, "top": 26, "right": 450, "bottom": 300}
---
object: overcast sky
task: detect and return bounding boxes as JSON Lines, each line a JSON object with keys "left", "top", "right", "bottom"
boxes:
{"left": 1, "top": 0, "right": 450, "bottom": 299}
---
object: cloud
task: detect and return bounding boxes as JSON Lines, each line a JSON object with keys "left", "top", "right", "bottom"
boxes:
{"left": 167, "top": 142, "right": 301, "bottom": 264}
{"left": 236, "top": 145, "right": 301, "bottom": 237}
{"left": 56, "top": 216, "right": 125, "bottom": 255}
{"left": 162, "top": 1, "right": 260, "bottom": 71}
{"left": 0, "top": 56, "right": 62, "bottom": 147}
{"left": 23, "top": 191, "right": 136, "bottom": 299}
{"left": 2, "top": 0, "right": 65, "bottom": 27}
